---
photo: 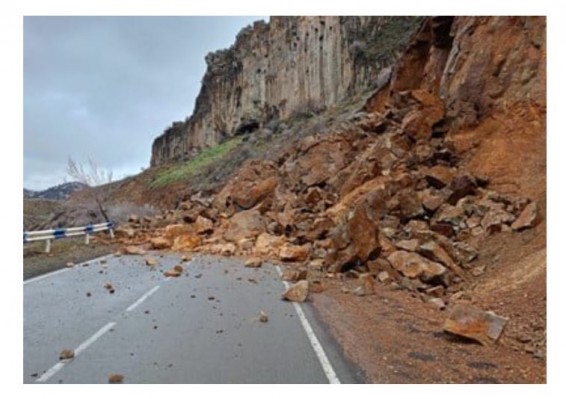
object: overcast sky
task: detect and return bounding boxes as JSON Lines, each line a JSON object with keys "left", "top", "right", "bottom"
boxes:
{"left": 23, "top": 16, "right": 266, "bottom": 190}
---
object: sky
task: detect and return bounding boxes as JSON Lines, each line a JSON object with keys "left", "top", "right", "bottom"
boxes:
{"left": 23, "top": 16, "right": 266, "bottom": 190}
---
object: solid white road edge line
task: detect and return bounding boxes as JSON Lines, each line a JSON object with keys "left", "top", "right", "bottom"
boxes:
{"left": 126, "top": 285, "right": 161, "bottom": 312}
{"left": 24, "top": 254, "right": 114, "bottom": 285}
{"left": 35, "top": 321, "right": 116, "bottom": 383}
{"left": 275, "top": 265, "right": 341, "bottom": 384}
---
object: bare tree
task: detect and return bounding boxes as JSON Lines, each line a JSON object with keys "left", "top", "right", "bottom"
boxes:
{"left": 67, "top": 157, "right": 113, "bottom": 222}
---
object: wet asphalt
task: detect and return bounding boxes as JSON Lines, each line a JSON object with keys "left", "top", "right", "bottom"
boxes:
{"left": 24, "top": 252, "right": 364, "bottom": 384}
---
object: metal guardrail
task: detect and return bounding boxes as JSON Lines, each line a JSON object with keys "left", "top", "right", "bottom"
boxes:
{"left": 23, "top": 222, "right": 114, "bottom": 253}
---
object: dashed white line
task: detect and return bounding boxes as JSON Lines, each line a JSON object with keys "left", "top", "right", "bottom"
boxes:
{"left": 36, "top": 322, "right": 116, "bottom": 383}
{"left": 126, "top": 285, "right": 161, "bottom": 312}
{"left": 275, "top": 265, "right": 341, "bottom": 384}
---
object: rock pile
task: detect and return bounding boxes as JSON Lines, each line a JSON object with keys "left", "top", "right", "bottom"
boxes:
{"left": 113, "top": 87, "right": 538, "bottom": 310}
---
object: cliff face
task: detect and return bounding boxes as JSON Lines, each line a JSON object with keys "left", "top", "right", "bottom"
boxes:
{"left": 151, "top": 16, "right": 422, "bottom": 166}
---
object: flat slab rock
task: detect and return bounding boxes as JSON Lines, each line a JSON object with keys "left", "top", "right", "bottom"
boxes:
{"left": 443, "top": 304, "right": 508, "bottom": 346}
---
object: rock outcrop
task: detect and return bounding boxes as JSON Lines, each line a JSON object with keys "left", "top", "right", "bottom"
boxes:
{"left": 151, "top": 16, "right": 422, "bottom": 166}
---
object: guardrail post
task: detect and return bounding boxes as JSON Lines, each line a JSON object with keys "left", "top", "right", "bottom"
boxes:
{"left": 45, "top": 239, "right": 51, "bottom": 254}
{"left": 85, "top": 234, "right": 90, "bottom": 245}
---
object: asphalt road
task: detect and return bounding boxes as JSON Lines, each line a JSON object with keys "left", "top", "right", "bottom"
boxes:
{"left": 24, "top": 252, "right": 363, "bottom": 384}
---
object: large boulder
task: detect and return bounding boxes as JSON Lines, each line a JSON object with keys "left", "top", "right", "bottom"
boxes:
{"left": 253, "top": 233, "right": 286, "bottom": 257}
{"left": 171, "top": 234, "right": 202, "bottom": 251}
{"left": 443, "top": 304, "right": 508, "bottom": 346}
{"left": 150, "top": 236, "right": 172, "bottom": 250}
{"left": 282, "top": 280, "right": 309, "bottom": 302}
{"left": 195, "top": 216, "right": 214, "bottom": 235}
{"left": 279, "top": 243, "right": 311, "bottom": 262}
{"left": 326, "top": 202, "right": 381, "bottom": 272}
{"left": 214, "top": 160, "right": 279, "bottom": 212}
{"left": 224, "top": 209, "right": 266, "bottom": 243}
{"left": 284, "top": 134, "right": 354, "bottom": 189}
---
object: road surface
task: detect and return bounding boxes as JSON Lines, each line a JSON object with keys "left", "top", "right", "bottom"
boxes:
{"left": 24, "top": 252, "right": 363, "bottom": 383}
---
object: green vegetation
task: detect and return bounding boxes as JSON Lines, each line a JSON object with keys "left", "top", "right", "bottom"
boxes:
{"left": 149, "top": 137, "right": 243, "bottom": 188}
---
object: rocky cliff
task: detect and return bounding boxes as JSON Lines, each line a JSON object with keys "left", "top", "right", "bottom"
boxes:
{"left": 151, "top": 16, "right": 422, "bottom": 166}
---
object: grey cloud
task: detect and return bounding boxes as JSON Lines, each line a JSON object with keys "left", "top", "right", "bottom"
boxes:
{"left": 24, "top": 16, "right": 266, "bottom": 190}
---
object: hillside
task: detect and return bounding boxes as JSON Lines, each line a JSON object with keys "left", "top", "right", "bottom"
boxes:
{"left": 34, "top": 16, "right": 546, "bottom": 383}
{"left": 24, "top": 181, "right": 87, "bottom": 200}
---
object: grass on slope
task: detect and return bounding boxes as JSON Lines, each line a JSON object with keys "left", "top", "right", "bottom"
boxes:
{"left": 149, "top": 137, "right": 243, "bottom": 189}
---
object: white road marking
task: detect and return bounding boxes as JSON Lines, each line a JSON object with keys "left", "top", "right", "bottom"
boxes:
{"left": 36, "top": 321, "right": 116, "bottom": 383}
{"left": 126, "top": 285, "right": 161, "bottom": 312}
{"left": 275, "top": 265, "right": 341, "bottom": 384}
{"left": 24, "top": 254, "right": 114, "bottom": 285}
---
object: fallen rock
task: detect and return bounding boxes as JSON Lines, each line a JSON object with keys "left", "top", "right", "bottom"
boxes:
{"left": 377, "top": 271, "right": 391, "bottom": 283}
{"left": 108, "top": 374, "right": 124, "bottom": 384}
{"left": 181, "top": 254, "right": 192, "bottom": 262}
{"left": 195, "top": 216, "right": 214, "bottom": 235}
{"left": 124, "top": 245, "right": 147, "bottom": 255}
{"left": 327, "top": 202, "right": 380, "bottom": 272}
{"left": 224, "top": 209, "right": 266, "bottom": 243}
{"left": 428, "top": 297, "right": 446, "bottom": 311}
{"left": 436, "top": 204, "right": 466, "bottom": 226}
{"left": 511, "top": 202, "right": 538, "bottom": 231}
{"left": 481, "top": 208, "right": 515, "bottom": 233}
{"left": 150, "top": 237, "right": 172, "bottom": 250}
{"left": 145, "top": 257, "right": 158, "bottom": 267}
{"left": 164, "top": 224, "right": 191, "bottom": 239}
{"left": 254, "top": 233, "right": 286, "bottom": 257}
{"left": 59, "top": 349, "right": 75, "bottom": 360}
{"left": 387, "top": 250, "right": 449, "bottom": 285}
{"left": 172, "top": 234, "right": 202, "bottom": 251}
{"left": 395, "top": 239, "right": 420, "bottom": 252}
{"left": 279, "top": 243, "right": 311, "bottom": 262}
{"left": 424, "top": 165, "right": 455, "bottom": 189}
{"left": 164, "top": 265, "right": 183, "bottom": 278}
{"left": 259, "top": 311, "right": 269, "bottom": 323}
{"left": 210, "top": 243, "right": 236, "bottom": 256}
{"left": 282, "top": 280, "right": 309, "bottom": 302}
{"left": 281, "top": 268, "right": 308, "bottom": 282}
{"left": 421, "top": 189, "right": 445, "bottom": 213}
{"left": 245, "top": 257, "right": 262, "bottom": 268}
{"left": 447, "top": 175, "right": 477, "bottom": 205}
{"left": 66, "top": 262, "right": 74, "bottom": 268}
{"left": 419, "top": 241, "right": 465, "bottom": 278}
{"left": 443, "top": 304, "right": 508, "bottom": 346}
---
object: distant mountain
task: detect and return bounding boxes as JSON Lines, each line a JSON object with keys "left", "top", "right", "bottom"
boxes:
{"left": 24, "top": 182, "right": 88, "bottom": 200}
